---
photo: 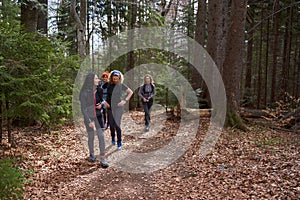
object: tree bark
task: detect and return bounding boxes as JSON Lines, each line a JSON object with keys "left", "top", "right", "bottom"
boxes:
{"left": 21, "top": 0, "right": 39, "bottom": 33}
{"left": 70, "top": 0, "right": 87, "bottom": 58}
{"left": 270, "top": 0, "right": 279, "bottom": 103}
{"left": 207, "top": 0, "right": 228, "bottom": 72}
{"left": 0, "top": 97, "right": 2, "bottom": 143}
{"left": 222, "top": 0, "right": 248, "bottom": 130}
{"left": 264, "top": 17, "right": 270, "bottom": 106}
{"left": 257, "top": 9, "right": 263, "bottom": 109}
{"left": 37, "top": 0, "right": 48, "bottom": 34}
{"left": 127, "top": 0, "right": 137, "bottom": 110}
{"left": 5, "top": 98, "right": 13, "bottom": 145}
{"left": 280, "top": 8, "right": 291, "bottom": 97}
{"left": 297, "top": 44, "right": 300, "bottom": 99}
{"left": 193, "top": 0, "right": 206, "bottom": 90}
{"left": 244, "top": 8, "right": 254, "bottom": 106}
{"left": 206, "top": 0, "right": 228, "bottom": 108}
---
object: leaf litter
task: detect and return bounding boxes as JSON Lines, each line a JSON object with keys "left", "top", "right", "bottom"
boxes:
{"left": 0, "top": 111, "right": 299, "bottom": 199}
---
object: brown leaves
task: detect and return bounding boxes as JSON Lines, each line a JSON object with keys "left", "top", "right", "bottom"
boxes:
{"left": 0, "top": 115, "right": 299, "bottom": 199}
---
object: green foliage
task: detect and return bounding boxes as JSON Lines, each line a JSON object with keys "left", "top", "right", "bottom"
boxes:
{"left": 0, "top": 10, "right": 79, "bottom": 127}
{"left": 0, "top": 158, "right": 26, "bottom": 200}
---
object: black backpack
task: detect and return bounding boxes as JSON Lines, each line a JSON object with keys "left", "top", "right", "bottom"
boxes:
{"left": 142, "top": 83, "right": 154, "bottom": 94}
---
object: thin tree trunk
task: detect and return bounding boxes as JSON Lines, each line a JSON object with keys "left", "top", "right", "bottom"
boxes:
{"left": 244, "top": 9, "right": 254, "bottom": 106}
{"left": 5, "top": 99, "right": 12, "bottom": 145}
{"left": 270, "top": 0, "right": 279, "bottom": 103}
{"left": 257, "top": 9, "right": 263, "bottom": 109}
{"left": 286, "top": 3, "right": 293, "bottom": 95}
{"left": 264, "top": 17, "right": 270, "bottom": 106}
{"left": 222, "top": 0, "right": 248, "bottom": 130}
{"left": 70, "top": 0, "right": 86, "bottom": 58}
{"left": 297, "top": 46, "right": 300, "bottom": 98}
{"left": 127, "top": 0, "right": 137, "bottom": 110}
{"left": 0, "top": 97, "right": 2, "bottom": 143}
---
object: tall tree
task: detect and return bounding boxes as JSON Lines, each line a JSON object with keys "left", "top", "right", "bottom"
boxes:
{"left": 280, "top": 1, "right": 293, "bottom": 96}
{"left": 257, "top": 8, "right": 264, "bottom": 108}
{"left": 37, "top": 0, "right": 48, "bottom": 34}
{"left": 192, "top": 0, "right": 206, "bottom": 90}
{"left": 270, "top": 0, "right": 279, "bottom": 103}
{"left": 222, "top": 0, "right": 248, "bottom": 129}
{"left": 244, "top": 7, "right": 254, "bottom": 106}
{"left": 70, "top": 0, "right": 87, "bottom": 58}
{"left": 207, "top": 0, "right": 228, "bottom": 72}
{"left": 127, "top": 0, "right": 137, "bottom": 110}
{"left": 21, "top": 0, "right": 39, "bottom": 32}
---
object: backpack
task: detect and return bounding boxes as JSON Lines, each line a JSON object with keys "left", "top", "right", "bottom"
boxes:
{"left": 142, "top": 84, "right": 154, "bottom": 93}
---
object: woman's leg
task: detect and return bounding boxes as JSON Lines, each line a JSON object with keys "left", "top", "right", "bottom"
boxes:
{"left": 113, "top": 107, "right": 124, "bottom": 149}
{"left": 147, "top": 100, "right": 153, "bottom": 125}
{"left": 85, "top": 120, "right": 96, "bottom": 162}
{"left": 96, "top": 115, "right": 105, "bottom": 154}
{"left": 143, "top": 102, "right": 149, "bottom": 126}
{"left": 108, "top": 110, "right": 116, "bottom": 144}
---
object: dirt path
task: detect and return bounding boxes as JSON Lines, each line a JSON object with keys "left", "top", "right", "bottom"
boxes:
{"left": 1, "top": 111, "right": 299, "bottom": 199}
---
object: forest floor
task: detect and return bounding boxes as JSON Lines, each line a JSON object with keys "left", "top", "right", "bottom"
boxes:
{"left": 1, "top": 110, "right": 300, "bottom": 199}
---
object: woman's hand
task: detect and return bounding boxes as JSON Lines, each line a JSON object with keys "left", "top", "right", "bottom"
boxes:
{"left": 118, "top": 100, "right": 126, "bottom": 107}
{"left": 89, "top": 121, "right": 95, "bottom": 129}
{"left": 96, "top": 103, "right": 102, "bottom": 109}
{"left": 103, "top": 101, "right": 110, "bottom": 108}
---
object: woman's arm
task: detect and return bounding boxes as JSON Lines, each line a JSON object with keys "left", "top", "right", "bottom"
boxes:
{"left": 138, "top": 85, "right": 144, "bottom": 99}
{"left": 125, "top": 88, "right": 133, "bottom": 101}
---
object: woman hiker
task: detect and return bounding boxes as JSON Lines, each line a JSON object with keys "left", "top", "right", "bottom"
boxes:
{"left": 79, "top": 72, "right": 109, "bottom": 168}
{"left": 138, "top": 74, "right": 156, "bottom": 132}
{"left": 99, "top": 71, "right": 110, "bottom": 129}
{"left": 106, "top": 70, "right": 133, "bottom": 150}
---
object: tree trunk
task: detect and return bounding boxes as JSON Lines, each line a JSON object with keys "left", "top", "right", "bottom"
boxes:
{"left": 192, "top": 0, "right": 206, "bottom": 90}
{"left": 21, "top": 0, "right": 39, "bottom": 33}
{"left": 257, "top": 9, "right": 263, "bottom": 109}
{"left": 264, "top": 17, "right": 270, "bottom": 106}
{"left": 5, "top": 98, "right": 13, "bottom": 145}
{"left": 207, "top": 0, "right": 227, "bottom": 71}
{"left": 37, "top": 0, "right": 48, "bottom": 34}
{"left": 270, "top": 0, "right": 279, "bottom": 103}
{"left": 280, "top": 7, "right": 292, "bottom": 97}
{"left": 222, "top": 0, "right": 248, "bottom": 130}
{"left": 70, "top": 0, "right": 87, "bottom": 58}
{"left": 206, "top": 0, "right": 228, "bottom": 108}
{"left": 0, "top": 97, "right": 2, "bottom": 144}
{"left": 297, "top": 44, "right": 300, "bottom": 99}
{"left": 127, "top": 0, "right": 137, "bottom": 110}
{"left": 244, "top": 8, "right": 254, "bottom": 106}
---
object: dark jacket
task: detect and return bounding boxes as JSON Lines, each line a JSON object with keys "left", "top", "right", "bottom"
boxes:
{"left": 95, "top": 85, "right": 104, "bottom": 116}
{"left": 80, "top": 88, "right": 95, "bottom": 124}
{"left": 138, "top": 84, "right": 156, "bottom": 101}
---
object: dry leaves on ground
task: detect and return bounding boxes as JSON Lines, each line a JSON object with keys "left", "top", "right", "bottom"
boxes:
{"left": 0, "top": 111, "right": 299, "bottom": 199}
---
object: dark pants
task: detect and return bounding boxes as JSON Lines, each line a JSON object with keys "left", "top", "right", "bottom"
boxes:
{"left": 102, "top": 108, "right": 108, "bottom": 125}
{"left": 142, "top": 100, "right": 153, "bottom": 126}
{"left": 108, "top": 107, "right": 123, "bottom": 144}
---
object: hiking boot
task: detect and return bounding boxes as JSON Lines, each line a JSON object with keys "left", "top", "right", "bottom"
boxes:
{"left": 88, "top": 154, "right": 96, "bottom": 162}
{"left": 112, "top": 138, "right": 116, "bottom": 145}
{"left": 144, "top": 125, "right": 150, "bottom": 132}
{"left": 117, "top": 141, "right": 122, "bottom": 150}
{"left": 100, "top": 158, "right": 109, "bottom": 168}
